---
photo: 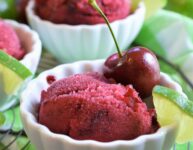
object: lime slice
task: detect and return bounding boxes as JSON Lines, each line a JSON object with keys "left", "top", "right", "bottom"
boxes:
{"left": 132, "top": 0, "right": 167, "bottom": 18}
{"left": 153, "top": 85, "right": 193, "bottom": 144}
{"left": 0, "top": 51, "right": 32, "bottom": 94}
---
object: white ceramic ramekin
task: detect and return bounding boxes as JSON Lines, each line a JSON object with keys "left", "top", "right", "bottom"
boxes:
{"left": 0, "top": 19, "right": 42, "bottom": 111}
{"left": 26, "top": 0, "right": 145, "bottom": 63}
{"left": 20, "top": 60, "right": 180, "bottom": 150}
{"left": 5, "top": 19, "right": 42, "bottom": 73}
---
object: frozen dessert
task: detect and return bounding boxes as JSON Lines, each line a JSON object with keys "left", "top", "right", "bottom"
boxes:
{"left": 39, "top": 73, "right": 158, "bottom": 142}
{"left": 0, "top": 20, "right": 25, "bottom": 59}
{"left": 35, "top": 0, "right": 131, "bottom": 24}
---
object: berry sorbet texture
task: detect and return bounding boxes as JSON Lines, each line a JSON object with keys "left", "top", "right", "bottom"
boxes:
{"left": 35, "top": 0, "right": 130, "bottom": 24}
{"left": 0, "top": 20, "right": 25, "bottom": 59}
{"left": 39, "top": 73, "right": 156, "bottom": 142}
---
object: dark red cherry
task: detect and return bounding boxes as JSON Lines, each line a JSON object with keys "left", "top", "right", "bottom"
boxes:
{"left": 104, "top": 47, "right": 160, "bottom": 98}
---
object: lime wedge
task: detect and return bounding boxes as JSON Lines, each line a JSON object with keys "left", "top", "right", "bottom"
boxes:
{"left": 132, "top": 0, "right": 167, "bottom": 18}
{"left": 0, "top": 51, "right": 32, "bottom": 94}
{"left": 153, "top": 85, "right": 193, "bottom": 144}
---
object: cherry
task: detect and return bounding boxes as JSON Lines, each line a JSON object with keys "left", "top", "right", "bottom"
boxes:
{"left": 104, "top": 47, "right": 160, "bottom": 98}
{"left": 89, "top": 0, "right": 160, "bottom": 98}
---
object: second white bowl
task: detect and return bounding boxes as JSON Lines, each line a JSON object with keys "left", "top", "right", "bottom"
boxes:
{"left": 26, "top": 0, "right": 145, "bottom": 63}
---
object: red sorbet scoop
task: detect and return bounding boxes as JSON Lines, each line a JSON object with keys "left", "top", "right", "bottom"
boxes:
{"left": 35, "top": 0, "right": 131, "bottom": 24}
{"left": 0, "top": 20, "right": 25, "bottom": 60}
{"left": 39, "top": 73, "right": 157, "bottom": 142}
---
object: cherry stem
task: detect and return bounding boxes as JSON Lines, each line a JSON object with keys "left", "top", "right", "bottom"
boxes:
{"left": 89, "top": 0, "right": 122, "bottom": 58}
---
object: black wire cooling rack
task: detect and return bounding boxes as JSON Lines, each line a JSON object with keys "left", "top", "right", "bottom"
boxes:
{"left": 0, "top": 52, "right": 192, "bottom": 150}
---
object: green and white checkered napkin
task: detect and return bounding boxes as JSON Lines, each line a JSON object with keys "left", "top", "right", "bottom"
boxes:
{"left": 135, "top": 9, "right": 193, "bottom": 83}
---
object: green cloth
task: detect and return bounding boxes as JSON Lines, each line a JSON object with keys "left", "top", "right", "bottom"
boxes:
{"left": 135, "top": 9, "right": 193, "bottom": 100}
{"left": 165, "top": 0, "right": 193, "bottom": 19}
{"left": 136, "top": 10, "right": 193, "bottom": 66}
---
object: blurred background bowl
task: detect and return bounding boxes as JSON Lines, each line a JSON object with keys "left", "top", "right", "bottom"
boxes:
{"left": 0, "top": 19, "right": 42, "bottom": 111}
{"left": 26, "top": 0, "right": 145, "bottom": 63}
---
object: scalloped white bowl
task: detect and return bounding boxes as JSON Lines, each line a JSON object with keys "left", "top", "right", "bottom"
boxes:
{"left": 0, "top": 19, "right": 42, "bottom": 111}
{"left": 26, "top": 0, "right": 145, "bottom": 63}
{"left": 20, "top": 60, "right": 180, "bottom": 150}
